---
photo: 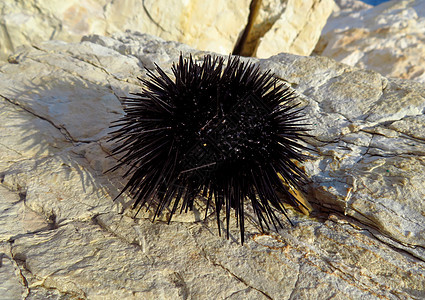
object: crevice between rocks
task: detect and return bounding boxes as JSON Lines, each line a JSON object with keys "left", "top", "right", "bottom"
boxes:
{"left": 27, "top": 45, "right": 127, "bottom": 114}
{"left": 3, "top": 242, "right": 30, "bottom": 298}
{"left": 1, "top": 84, "right": 106, "bottom": 145}
{"left": 0, "top": 94, "right": 75, "bottom": 143}
{"left": 287, "top": 268, "right": 301, "bottom": 299}
{"left": 10, "top": 234, "right": 88, "bottom": 299}
{"left": 0, "top": 141, "right": 23, "bottom": 156}
{"left": 200, "top": 249, "right": 273, "bottom": 299}
{"left": 232, "top": 0, "right": 263, "bottom": 57}
{"left": 91, "top": 213, "right": 143, "bottom": 249}
{"left": 325, "top": 257, "right": 409, "bottom": 299}
{"left": 30, "top": 44, "right": 132, "bottom": 88}
{"left": 224, "top": 288, "right": 252, "bottom": 299}
{"left": 328, "top": 213, "right": 425, "bottom": 263}
{"left": 325, "top": 260, "right": 375, "bottom": 293}
{"left": 287, "top": 0, "right": 321, "bottom": 50}
{"left": 142, "top": 0, "right": 168, "bottom": 33}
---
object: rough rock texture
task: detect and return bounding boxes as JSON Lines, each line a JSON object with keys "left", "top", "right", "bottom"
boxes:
{"left": 254, "top": 0, "right": 335, "bottom": 58}
{"left": 315, "top": 0, "right": 425, "bottom": 83}
{"left": 233, "top": 0, "right": 335, "bottom": 58}
{"left": 0, "top": 0, "right": 334, "bottom": 61}
{"left": 333, "top": 0, "right": 372, "bottom": 16}
{"left": 1, "top": 32, "right": 424, "bottom": 299}
{"left": 0, "top": 0, "right": 250, "bottom": 60}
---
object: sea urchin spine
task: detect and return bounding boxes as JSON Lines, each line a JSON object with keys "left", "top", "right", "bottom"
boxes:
{"left": 109, "top": 54, "right": 311, "bottom": 244}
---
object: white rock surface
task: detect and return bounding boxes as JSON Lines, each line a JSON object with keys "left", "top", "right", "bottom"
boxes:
{"left": 0, "top": 242, "right": 28, "bottom": 299}
{"left": 0, "top": 0, "right": 335, "bottom": 61}
{"left": 234, "top": 0, "right": 336, "bottom": 57}
{"left": 256, "top": 0, "right": 335, "bottom": 58}
{"left": 315, "top": 0, "right": 425, "bottom": 83}
{"left": 0, "top": 0, "right": 250, "bottom": 60}
{"left": 333, "top": 0, "right": 372, "bottom": 15}
{"left": 0, "top": 32, "right": 424, "bottom": 298}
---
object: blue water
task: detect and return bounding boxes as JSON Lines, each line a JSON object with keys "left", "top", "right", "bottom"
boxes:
{"left": 361, "top": 0, "right": 391, "bottom": 5}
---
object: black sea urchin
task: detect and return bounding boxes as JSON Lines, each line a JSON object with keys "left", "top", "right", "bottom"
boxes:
{"left": 109, "top": 54, "right": 311, "bottom": 244}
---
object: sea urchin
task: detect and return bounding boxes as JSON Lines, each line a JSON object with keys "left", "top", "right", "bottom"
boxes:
{"left": 109, "top": 54, "right": 311, "bottom": 244}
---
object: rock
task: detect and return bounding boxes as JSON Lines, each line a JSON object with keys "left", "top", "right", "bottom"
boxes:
{"left": 233, "top": 0, "right": 336, "bottom": 57}
{"left": 0, "top": 0, "right": 250, "bottom": 61}
{"left": 0, "top": 32, "right": 424, "bottom": 298}
{"left": 315, "top": 0, "right": 425, "bottom": 83}
{"left": 102, "top": 0, "right": 252, "bottom": 56}
{"left": 255, "top": 0, "right": 335, "bottom": 58}
{"left": 0, "top": 242, "right": 28, "bottom": 299}
{"left": 0, "top": 0, "right": 108, "bottom": 60}
{"left": 333, "top": 0, "right": 372, "bottom": 16}
{"left": 0, "top": 0, "right": 335, "bottom": 61}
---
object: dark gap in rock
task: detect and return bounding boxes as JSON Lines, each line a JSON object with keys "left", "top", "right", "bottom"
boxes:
{"left": 233, "top": 0, "right": 287, "bottom": 57}
{"left": 18, "top": 190, "right": 26, "bottom": 202}
{"left": 232, "top": 0, "right": 263, "bottom": 56}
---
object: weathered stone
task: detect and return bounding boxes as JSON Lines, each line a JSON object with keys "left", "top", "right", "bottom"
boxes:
{"left": 1, "top": 0, "right": 335, "bottom": 61}
{"left": 0, "top": 0, "right": 108, "bottom": 60}
{"left": 234, "top": 0, "right": 336, "bottom": 57}
{"left": 0, "top": 185, "right": 50, "bottom": 241}
{"left": 0, "top": 0, "right": 250, "bottom": 60}
{"left": 0, "top": 242, "right": 28, "bottom": 299}
{"left": 103, "top": 0, "right": 252, "bottom": 56}
{"left": 315, "top": 0, "right": 425, "bottom": 83}
{"left": 0, "top": 32, "right": 424, "bottom": 298}
{"left": 255, "top": 0, "right": 335, "bottom": 58}
{"left": 333, "top": 0, "right": 372, "bottom": 16}
{"left": 0, "top": 92, "right": 71, "bottom": 171}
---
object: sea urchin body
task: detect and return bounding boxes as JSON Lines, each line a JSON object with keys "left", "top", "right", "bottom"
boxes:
{"left": 109, "top": 54, "right": 311, "bottom": 244}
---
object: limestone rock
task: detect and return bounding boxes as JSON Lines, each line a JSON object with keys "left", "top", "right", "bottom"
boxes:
{"left": 0, "top": 32, "right": 424, "bottom": 298}
{"left": 333, "top": 0, "right": 372, "bottom": 16}
{"left": 0, "top": 0, "right": 250, "bottom": 61}
{"left": 0, "top": 242, "right": 28, "bottom": 299}
{"left": 0, "top": 0, "right": 335, "bottom": 61}
{"left": 102, "top": 0, "right": 252, "bottom": 56}
{"left": 0, "top": 0, "right": 108, "bottom": 60}
{"left": 315, "top": 0, "right": 425, "bottom": 83}
{"left": 255, "top": 0, "right": 335, "bottom": 58}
